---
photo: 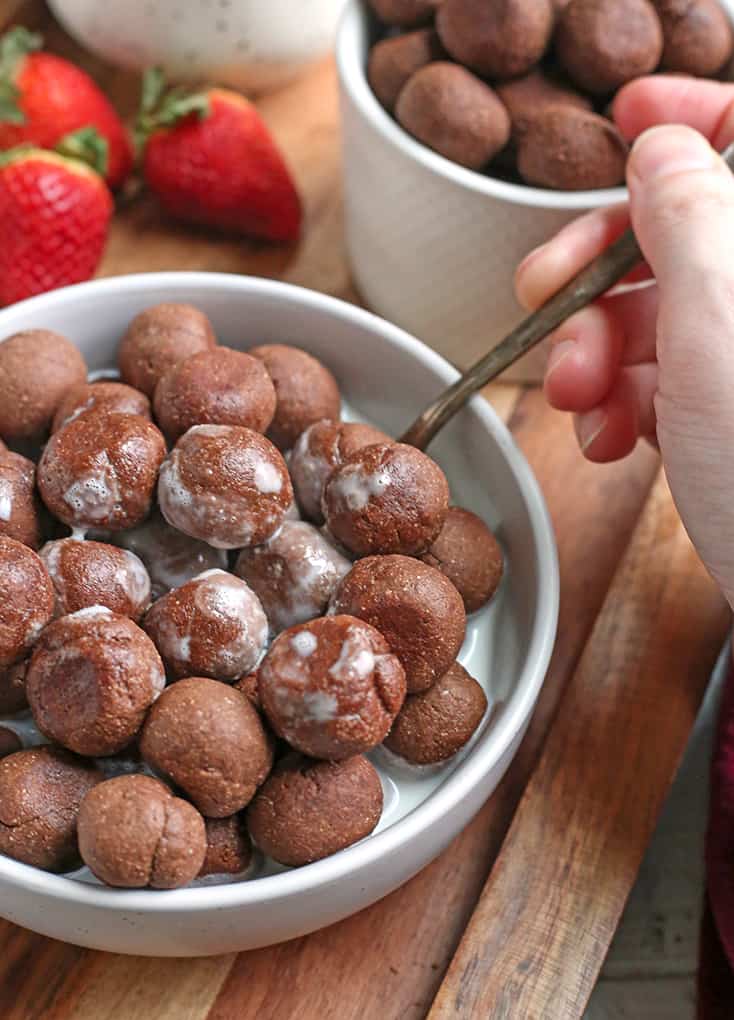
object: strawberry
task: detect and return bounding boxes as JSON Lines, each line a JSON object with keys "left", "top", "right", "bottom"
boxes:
{"left": 136, "top": 70, "right": 302, "bottom": 242}
{"left": 0, "top": 132, "right": 113, "bottom": 307}
{"left": 0, "top": 26, "right": 133, "bottom": 189}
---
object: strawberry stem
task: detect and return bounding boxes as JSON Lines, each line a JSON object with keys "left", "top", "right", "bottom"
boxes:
{"left": 134, "top": 66, "right": 209, "bottom": 156}
{"left": 0, "top": 26, "right": 43, "bottom": 125}
{"left": 56, "top": 127, "right": 109, "bottom": 177}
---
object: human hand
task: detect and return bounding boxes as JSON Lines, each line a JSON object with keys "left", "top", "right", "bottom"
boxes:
{"left": 514, "top": 76, "right": 734, "bottom": 606}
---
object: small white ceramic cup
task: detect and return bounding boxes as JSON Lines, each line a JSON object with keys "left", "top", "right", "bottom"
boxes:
{"left": 48, "top": 0, "right": 348, "bottom": 94}
{"left": 336, "top": 0, "right": 733, "bottom": 381}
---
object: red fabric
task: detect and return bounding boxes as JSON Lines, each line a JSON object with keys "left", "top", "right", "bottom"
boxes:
{"left": 701, "top": 659, "right": 734, "bottom": 1016}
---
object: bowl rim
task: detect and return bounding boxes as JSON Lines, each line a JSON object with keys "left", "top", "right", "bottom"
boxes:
{"left": 0, "top": 271, "right": 559, "bottom": 913}
{"left": 336, "top": 0, "right": 628, "bottom": 211}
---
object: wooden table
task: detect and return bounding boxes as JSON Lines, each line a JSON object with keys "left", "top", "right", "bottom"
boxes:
{"left": 1, "top": 3, "right": 731, "bottom": 1017}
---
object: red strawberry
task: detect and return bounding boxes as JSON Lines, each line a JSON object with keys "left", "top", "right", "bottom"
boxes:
{"left": 0, "top": 134, "right": 113, "bottom": 307}
{"left": 136, "top": 70, "right": 302, "bottom": 242}
{"left": 0, "top": 27, "right": 133, "bottom": 189}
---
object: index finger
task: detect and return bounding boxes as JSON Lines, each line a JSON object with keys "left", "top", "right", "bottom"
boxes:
{"left": 613, "top": 76, "right": 734, "bottom": 150}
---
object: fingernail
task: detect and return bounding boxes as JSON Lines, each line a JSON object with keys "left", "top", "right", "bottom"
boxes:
{"left": 576, "top": 409, "right": 606, "bottom": 453}
{"left": 628, "top": 125, "right": 717, "bottom": 186}
{"left": 516, "top": 242, "right": 548, "bottom": 277}
{"left": 545, "top": 340, "right": 576, "bottom": 380}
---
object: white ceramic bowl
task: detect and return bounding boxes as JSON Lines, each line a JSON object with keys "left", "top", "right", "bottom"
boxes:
{"left": 337, "top": 0, "right": 734, "bottom": 381}
{"left": 0, "top": 272, "right": 558, "bottom": 956}
{"left": 48, "top": 0, "right": 348, "bottom": 94}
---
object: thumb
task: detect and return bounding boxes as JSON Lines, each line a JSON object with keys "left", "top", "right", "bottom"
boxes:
{"left": 626, "top": 124, "right": 734, "bottom": 415}
{"left": 627, "top": 124, "right": 734, "bottom": 603}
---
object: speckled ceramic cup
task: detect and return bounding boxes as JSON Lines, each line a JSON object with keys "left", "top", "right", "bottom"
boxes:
{"left": 48, "top": 0, "right": 348, "bottom": 93}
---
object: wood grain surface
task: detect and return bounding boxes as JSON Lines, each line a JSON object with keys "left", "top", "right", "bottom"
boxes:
{"left": 0, "top": 2, "right": 723, "bottom": 1018}
{"left": 429, "top": 472, "right": 730, "bottom": 1018}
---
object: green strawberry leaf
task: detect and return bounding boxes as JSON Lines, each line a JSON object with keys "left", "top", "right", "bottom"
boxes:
{"left": 0, "top": 26, "right": 42, "bottom": 79}
{"left": 135, "top": 66, "right": 209, "bottom": 155}
{"left": 0, "top": 80, "right": 23, "bottom": 123}
{"left": 56, "top": 126, "right": 109, "bottom": 177}
{"left": 140, "top": 66, "right": 166, "bottom": 116}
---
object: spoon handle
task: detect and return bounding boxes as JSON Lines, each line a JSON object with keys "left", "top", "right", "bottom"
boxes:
{"left": 400, "top": 141, "right": 734, "bottom": 451}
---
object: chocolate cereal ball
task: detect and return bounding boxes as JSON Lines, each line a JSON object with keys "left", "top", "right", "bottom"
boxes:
{"left": 26, "top": 608, "right": 166, "bottom": 756}
{"left": 368, "top": 29, "right": 445, "bottom": 111}
{"left": 436, "top": 0, "right": 554, "bottom": 78}
{"left": 118, "top": 302, "right": 217, "bottom": 398}
{"left": 0, "top": 536, "right": 54, "bottom": 668}
{"left": 52, "top": 380, "right": 151, "bottom": 433}
{"left": 0, "top": 659, "right": 27, "bottom": 715}
{"left": 395, "top": 63, "right": 510, "bottom": 170}
{"left": 0, "top": 727, "right": 21, "bottom": 758}
{"left": 199, "top": 815, "right": 252, "bottom": 877}
{"left": 655, "top": 0, "right": 734, "bottom": 75}
{"left": 0, "top": 330, "right": 87, "bottom": 441}
{"left": 517, "top": 107, "right": 628, "bottom": 190}
{"left": 248, "top": 753, "right": 383, "bottom": 867}
{"left": 368, "top": 0, "right": 442, "bottom": 26}
{"left": 234, "top": 520, "right": 351, "bottom": 634}
{"left": 140, "top": 678, "right": 273, "bottom": 816}
{"left": 0, "top": 451, "right": 43, "bottom": 549}
{"left": 153, "top": 347, "right": 277, "bottom": 443}
{"left": 158, "top": 424, "right": 293, "bottom": 549}
{"left": 260, "top": 614, "right": 406, "bottom": 760}
{"left": 0, "top": 746, "right": 102, "bottom": 872}
{"left": 249, "top": 344, "right": 340, "bottom": 452}
{"left": 234, "top": 670, "right": 260, "bottom": 708}
{"left": 323, "top": 442, "right": 449, "bottom": 557}
{"left": 143, "top": 569, "right": 267, "bottom": 681}
{"left": 78, "top": 774, "right": 206, "bottom": 888}
{"left": 107, "top": 508, "right": 227, "bottom": 600}
{"left": 331, "top": 555, "right": 466, "bottom": 693}
{"left": 556, "top": 0, "right": 663, "bottom": 95}
{"left": 38, "top": 411, "right": 166, "bottom": 532}
{"left": 384, "top": 660, "right": 487, "bottom": 763}
{"left": 420, "top": 506, "right": 503, "bottom": 613}
{"left": 40, "top": 538, "right": 151, "bottom": 620}
{"left": 495, "top": 69, "right": 592, "bottom": 144}
{"left": 289, "top": 420, "right": 392, "bottom": 524}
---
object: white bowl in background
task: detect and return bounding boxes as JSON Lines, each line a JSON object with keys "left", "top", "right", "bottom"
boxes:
{"left": 336, "top": 0, "right": 734, "bottom": 381}
{"left": 0, "top": 271, "right": 558, "bottom": 956}
{"left": 47, "top": 0, "right": 348, "bottom": 94}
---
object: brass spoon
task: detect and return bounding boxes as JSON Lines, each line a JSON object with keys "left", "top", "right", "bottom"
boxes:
{"left": 400, "top": 141, "right": 734, "bottom": 451}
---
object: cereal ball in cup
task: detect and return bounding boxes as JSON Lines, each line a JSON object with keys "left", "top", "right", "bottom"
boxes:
{"left": 323, "top": 442, "right": 449, "bottom": 557}
{"left": 153, "top": 348, "right": 276, "bottom": 443}
{"left": 0, "top": 330, "right": 86, "bottom": 441}
{"left": 259, "top": 614, "right": 406, "bottom": 760}
{"left": 118, "top": 302, "right": 216, "bottom": 397}
{"left": 384, "top": 661, "right": 488, "bottom": 763}
{"left": 234, "top": 521, "right": 351, "bottom": 634}
{"left": 26, "top": 608, "right": 166, "bottom": 756}
{"left": 331, "top": 554, "right": 466, "bottom": 693}
{"left": 52, "top": 380, "right": 151, "bottom": 433}
{"left": 248, "top": 753, "right": 383, "bottom": 867}
{"left": 157, "top": 424, "right": 292, "bottom": 549}
{"left": 140, "top": 677, "right": 273, "bottom": 817}
{"left": 198, "top": 815, "right": 252, "bottom": 878}
{"left": 37, "top": 411, "right": 166, "bottom": 532}
{"left": 420, "top": 506, "right": 503, "bottom": 613}
{"left": 0, "top": 536, "right": 54, "bottom": 668}
{"left": 78, "top": 774, "right": 206, "bottom": 888}
{"left": 41, "top": 538, "right": 151, "bottom": 620}
{"left": 248, "top": 344, "right": 340, "bottom": 452}
{"left": 0, "top": 746, "right": 102, "bottom": 872}
{"left": 289, "top": 420, "right": 391, "bottom": 525}
{"left": 143, "top": 569, "right": 267, "bottom": 681}
{"left": 0, "top": 451, "right": 43, "bottom": 550}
